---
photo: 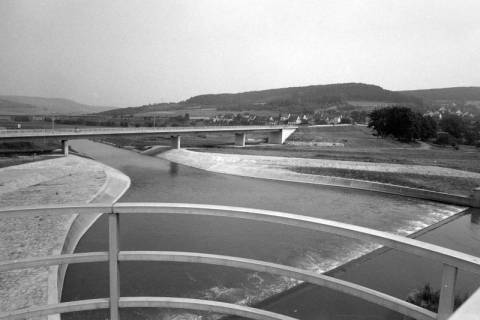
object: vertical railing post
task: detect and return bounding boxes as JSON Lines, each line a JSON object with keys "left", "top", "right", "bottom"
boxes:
{"left": 108, "top": 208, "right": 120, "bottom": 320}
{"left": 438, "top": 264, "right": 458, "bottom": 320}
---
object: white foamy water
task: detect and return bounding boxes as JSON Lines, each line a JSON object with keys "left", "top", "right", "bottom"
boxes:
{"left": 167, "top": 204, "right": 465, "bottom": 320}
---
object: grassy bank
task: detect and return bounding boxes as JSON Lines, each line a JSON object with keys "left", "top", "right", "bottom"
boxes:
{"left": 290, "top": 166, "right": 480, "bottom": 195}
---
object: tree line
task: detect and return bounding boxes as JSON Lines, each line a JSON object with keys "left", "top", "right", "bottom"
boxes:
{"left": 368, "top": 106, "right": 480, "bottom": 146}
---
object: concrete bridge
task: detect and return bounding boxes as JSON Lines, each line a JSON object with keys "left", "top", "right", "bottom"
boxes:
{"left": 1, "top": 202, "right": 479, "bottom": 320}
{"left": 0, "top": 125, "right": 298, "bottom": 156}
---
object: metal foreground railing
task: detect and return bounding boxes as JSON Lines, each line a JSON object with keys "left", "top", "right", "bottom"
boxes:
{"left": 1, "top": 203, "right": 480, "bottom": 320}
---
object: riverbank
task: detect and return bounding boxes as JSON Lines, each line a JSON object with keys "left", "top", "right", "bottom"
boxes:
{"left": 158, "top": 149, "right": 479, "bottom": 205}
{"left": 0, "top": 154, "right": 60, "bottom": 169}
{"left": 0, "top": 155, "right": 130, "bottom": 316}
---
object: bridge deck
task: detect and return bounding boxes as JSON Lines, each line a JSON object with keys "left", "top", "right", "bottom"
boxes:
{"left": 0, "top": 125, "right": 298, "bottom": 141}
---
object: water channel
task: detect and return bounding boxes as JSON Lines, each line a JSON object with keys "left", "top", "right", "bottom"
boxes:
{"left": 62, "top": 140, "right": 478, "bottom": 320}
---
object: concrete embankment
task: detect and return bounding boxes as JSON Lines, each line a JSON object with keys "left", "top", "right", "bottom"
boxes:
{"left": 159, "top": 149, "right": 478, "bottom": 207}
{"left": 0, "top": 155, "right": 130, "bottom": 318}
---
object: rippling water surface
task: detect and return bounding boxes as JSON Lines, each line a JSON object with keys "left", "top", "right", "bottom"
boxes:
{"left": 62, "top": 140, "right": 466, "bottom": 320}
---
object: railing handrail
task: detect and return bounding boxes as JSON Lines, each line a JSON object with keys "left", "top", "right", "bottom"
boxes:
{"left": 0, "top": 250, "right": 436, "bottom": 320}
{"left": 0, "top": 202, "right": 477, "bottom": 320}
{"left": 0, "top": 297, "right": 298, "bottom": 320}
{"left": 1, "top": 202, "right": 479, "bottom": 274}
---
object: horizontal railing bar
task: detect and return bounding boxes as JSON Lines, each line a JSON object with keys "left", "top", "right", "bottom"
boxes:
{"left": 119, "top": 297, "right": 297, "bottom": 320}
{"left": 1, "top": 202, "right": 480, "bottom": 274}
{"left": 0, "top": 297, "right": 295, "bottom": 320}
{"left": 114, "top": 203, "right": 480, "bottom": 275}
{"left": 0, "top": 203, "right": 111, "bottom": 218}
{"left": 0, "top": 299, "right": 109, "bottom": 320}
{"left": 119, "top": 251, "right": 436, "bottom": 320}
{"left": 0, "top": 252, "right": 108, "bottom": 272}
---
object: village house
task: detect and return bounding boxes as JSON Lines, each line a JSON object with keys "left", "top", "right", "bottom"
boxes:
{"left": 287, "top": 115, "right": 301, "bottom": 125}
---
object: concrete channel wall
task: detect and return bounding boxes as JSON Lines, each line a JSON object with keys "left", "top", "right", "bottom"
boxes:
{"left": 159, "top": 149, "right": 479, "bottom": 208}
{"left": 288, "top": 174, "right": 478, "bottom": 208}
{"left": 47, "top": 164, "right": 130, "bottom": 320}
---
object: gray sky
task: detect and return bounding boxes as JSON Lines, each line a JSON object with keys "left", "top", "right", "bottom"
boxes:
{"left": 1, "top": 0, "right": 479, "bottom": 107}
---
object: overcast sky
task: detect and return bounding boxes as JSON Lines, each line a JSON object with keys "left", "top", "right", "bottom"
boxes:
{"left": 1, "top": 0, "right": 479, "bottom": 107}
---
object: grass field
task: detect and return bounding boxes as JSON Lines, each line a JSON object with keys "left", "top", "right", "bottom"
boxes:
{"left": 290, "top": 166, "right": 480, "bottom": 195}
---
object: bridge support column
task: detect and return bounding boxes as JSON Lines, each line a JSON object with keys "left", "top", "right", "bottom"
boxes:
{"left": 61, "top": 140, "right": 69, "bottom": 156}
{"left": 268, "top": 128, "right": 296, "bottom": 144}
{"left": 471, "top": 187, "right": 480, "bottom": 208}
{"left": 234, "top": 133, "right": 246, "bottom": 147}
{"left": 171, "top": 135, "right": 181, "bottom": 149}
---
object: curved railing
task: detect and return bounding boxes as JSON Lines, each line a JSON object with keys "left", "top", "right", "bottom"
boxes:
{"left": 1, "top": 203, "right": 480, "bottom": 320}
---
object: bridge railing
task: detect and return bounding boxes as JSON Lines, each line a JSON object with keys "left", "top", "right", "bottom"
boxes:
{"left": 0, "top": 125, "right": 298, "bottom": 137}
{"left": 1, "top": 203, "right": 479, "bottom": 320}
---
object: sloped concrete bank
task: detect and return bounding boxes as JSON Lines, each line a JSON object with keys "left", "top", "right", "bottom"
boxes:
{"left": 0, "top": 155, "right": 130, "bottom": 320}
{"left": 159, "top": 149, "right": 479, "bottom": 207}
{"left": 51, "top": 161, "right": 130, "bottom": 317}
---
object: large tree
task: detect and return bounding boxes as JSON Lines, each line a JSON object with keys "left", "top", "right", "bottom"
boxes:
{"left": 368, "top": 106, "right": 437, "bottom": 142}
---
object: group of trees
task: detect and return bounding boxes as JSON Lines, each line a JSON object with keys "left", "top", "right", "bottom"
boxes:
{"left": 368, "top": 106, "right": 437, "bottom": 142}
{"left": 438, "top": 114, "right": 480, "bottom": 145}
{"left": 368, "top": 106, "right": 480, "bottom": 146}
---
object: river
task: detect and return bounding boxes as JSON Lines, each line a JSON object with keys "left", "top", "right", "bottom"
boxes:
{"left": 62, "top": 140, "right": 470, "bottom": 320}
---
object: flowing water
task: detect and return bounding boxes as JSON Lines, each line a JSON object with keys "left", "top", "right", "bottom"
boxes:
{"left": 62, "top": 140, "right": 466, "bottom": 320}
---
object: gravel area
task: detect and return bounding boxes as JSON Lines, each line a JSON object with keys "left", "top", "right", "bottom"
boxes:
{"left": 0, "top": 156, "right": 118, "bottom": 317}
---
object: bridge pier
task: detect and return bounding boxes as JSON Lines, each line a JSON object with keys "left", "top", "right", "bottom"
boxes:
{"left": 234, "top": 133, "right": 246, "bottom": 147}
{"left": 171, "top": 135, "right": 181, "bottom": 149}
{"left": 472, "top": 187, "right": 480, "bottom": 208}
{"left": 268, "top": 128, "right": 296, "bottom": 144}
{"left": 61, "top": 140, "right": 69, "bottom": 156}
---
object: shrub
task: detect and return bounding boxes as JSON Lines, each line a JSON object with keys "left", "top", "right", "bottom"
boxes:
{"left": 368, "top": 106, "right": 437, "bottom": 142}
{"left": 406, "top": 284, "right": 468, "bottom": 313}
{"left": 435, "top": 132, "right": 457, "bottom": 146}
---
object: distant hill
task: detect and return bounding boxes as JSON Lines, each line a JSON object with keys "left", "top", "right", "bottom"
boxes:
{"left": 0, "top": 98, "right": 37, "bottom": 115}
{"left": 99, "top": 103, "right": 181, "bottom": 116}
{"left": 99, "top": 83, "right": 480, "bottom": 117}
{"left": 0, "top": 95, "right": 115, "bottom": 115}
{"left": 99, "top": 83, "right": 424, "bottom": 117}
{"left": 186, "top": 83, "right": 422, "bottom": 108}
{"left": 400, "top": 87, "right": 480, "bottom": 102}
